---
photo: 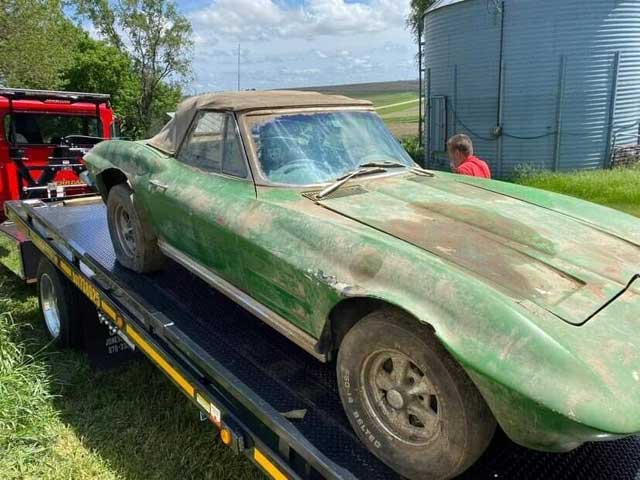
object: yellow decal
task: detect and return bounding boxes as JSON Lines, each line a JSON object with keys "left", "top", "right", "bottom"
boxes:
{"left": 101, "top": 301, "right": 117, "bottom": 321}
{"left": 254, "top": 449, "right": 288, "bottom": 480}
{"left": 59, "top": 261, "right": 101, "bottom": 306}
{"left": 31, "top": 235, "right": 58, "bottom": 265}
{"left": 125, "top": 325, "right": 195, "bottom": 397}
{"left": 100, "top": 301, "right": 124, "bottom": 328}
{"left": 58, "top": 260, "right": 73, "bottom": 277}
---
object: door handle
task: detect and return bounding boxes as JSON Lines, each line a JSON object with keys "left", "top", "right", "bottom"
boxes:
{"left": 149, "top": 179, "right": 168, "bottom": 192}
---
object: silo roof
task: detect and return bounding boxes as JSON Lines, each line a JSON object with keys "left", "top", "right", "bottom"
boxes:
{"left": 427, "top": 0, "right": 468, "bottom": 14}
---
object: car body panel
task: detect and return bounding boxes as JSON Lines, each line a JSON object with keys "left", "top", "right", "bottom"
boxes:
{"left": 84, "top": 106, "right": 640, "bottom": 454}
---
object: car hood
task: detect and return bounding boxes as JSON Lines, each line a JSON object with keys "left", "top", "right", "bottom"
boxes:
{"left": 314, "top": 173, "right": 640, "bottom": 325}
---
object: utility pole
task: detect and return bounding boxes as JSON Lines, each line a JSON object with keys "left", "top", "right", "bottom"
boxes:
{"left": 418, "top": 15, "right": 426, "bottom": 149}
{"left": 237, "top": 43, "right": 241, "bottom": 91}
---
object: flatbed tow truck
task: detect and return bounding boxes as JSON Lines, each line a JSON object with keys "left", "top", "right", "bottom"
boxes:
{"left": 3, "top": 196, "right": 640, "bottom": 480}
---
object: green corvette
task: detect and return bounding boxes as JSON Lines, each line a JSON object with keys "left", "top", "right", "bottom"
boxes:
{"left": 85, "top": 91, "right": 640, "bottom": 480}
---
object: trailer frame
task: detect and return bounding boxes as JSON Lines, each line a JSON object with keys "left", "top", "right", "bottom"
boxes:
{"left": 3, "top": 197, "right": 365, "bottom": 480}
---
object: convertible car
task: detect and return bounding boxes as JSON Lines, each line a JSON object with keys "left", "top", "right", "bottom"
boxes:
{"left": 85, "top": 90, "right": 640, "bottom": 480}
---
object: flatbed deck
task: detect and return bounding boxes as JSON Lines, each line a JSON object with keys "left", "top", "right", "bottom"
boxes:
{"left": 5, "top": 197, "right": 640, "bottom": 479}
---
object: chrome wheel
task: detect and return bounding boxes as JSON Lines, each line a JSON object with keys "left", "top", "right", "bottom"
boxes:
{"left": 114, "top": 204, "right": 136, "bottom": 257}
{"left": 40, "top": 273, "right": 61, "bottom": 339}
{"left": 362, "top": 350, "right": 441, "bottom": 445}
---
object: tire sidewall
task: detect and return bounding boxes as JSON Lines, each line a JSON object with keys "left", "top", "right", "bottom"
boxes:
{"left": 337, "top": 313, "right": 479, "bottom": 480}
{"left": 107, "top": 184, "right": 150, "bottom": 272}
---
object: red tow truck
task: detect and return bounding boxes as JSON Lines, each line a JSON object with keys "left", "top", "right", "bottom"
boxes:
{"left": 0, "top": 87, "right": 115, "bottom": 218}
{"left": 0, "top": 87, "right": 115, "bottom": 280}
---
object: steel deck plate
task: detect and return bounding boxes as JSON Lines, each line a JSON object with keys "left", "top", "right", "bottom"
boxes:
{"left": 34, "top": 202, "right": 640, "bottom": 479}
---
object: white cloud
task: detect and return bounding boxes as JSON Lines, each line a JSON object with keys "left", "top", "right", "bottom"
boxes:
{"left": 190, "top": 0, "right": 408, "bottom": 42}
{"left": 186, "top": 0, "right": 415, "bottom": 92}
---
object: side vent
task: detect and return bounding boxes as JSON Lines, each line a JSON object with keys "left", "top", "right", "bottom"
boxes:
{"left": 303, "top": 185, "right": 368, "bottom": 201}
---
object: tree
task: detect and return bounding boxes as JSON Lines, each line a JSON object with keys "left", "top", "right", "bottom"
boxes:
{"left": 74, "top": 0, "right": 193, "bottom": 136}
{"left": 0, "top": 0, "right": 80, "bottom": 88}
{"left": 406, "top": 0, "right": 435, "bottom": 43}
{"left": 63, "top": 34, "right": 142, "bottom": 136}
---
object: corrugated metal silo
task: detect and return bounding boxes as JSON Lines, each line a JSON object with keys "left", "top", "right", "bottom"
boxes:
{"left": 423, "top": 0, "right": 640, "bottom": 176}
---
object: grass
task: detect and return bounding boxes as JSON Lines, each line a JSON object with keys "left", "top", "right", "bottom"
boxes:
{"left": 351, "top": 91, "right": 417, "bottom": 108}
{"left": 0, "top": 262, "right": 261, "bottom": 479}
{"left": 515, "top": 167, "right": 640, "bottom": 217}
{"left": 0, "top": 233, "right": 22, "bottom": 277}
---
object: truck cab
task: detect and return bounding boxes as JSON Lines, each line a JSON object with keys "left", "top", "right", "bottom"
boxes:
{"left": 0, "top": 88, "right": 116, "bottom": 220}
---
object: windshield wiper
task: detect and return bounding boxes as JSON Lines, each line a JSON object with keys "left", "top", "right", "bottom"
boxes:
{"left": 362, "top": 161, "right": 434, "bottom": 177}
{"left": 358, "top": 161, "right": 407, "bottom": 169}
{"left": 316, "top": 165, "right": 387, "bottom": 199}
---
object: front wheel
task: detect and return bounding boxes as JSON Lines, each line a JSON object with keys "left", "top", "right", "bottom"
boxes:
{"left": 337, "top": 309, "right": 496, "bottom": 480}
{"left": 107, "top": 183, "right": 164, "bottom": 273}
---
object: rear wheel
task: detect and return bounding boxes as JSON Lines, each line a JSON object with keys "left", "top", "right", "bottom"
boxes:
{"left": 336, "top": 309, "right": 496, "bottom": 480}
{"left": 107, "top": 183, "right": 164, "bottom": 273}
{"left": 37, "top": 258, "right": 82, "bottom": 348}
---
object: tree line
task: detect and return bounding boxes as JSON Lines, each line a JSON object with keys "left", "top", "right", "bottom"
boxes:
{"left": 0, "top": 0, "right": 193, "bottom": 139}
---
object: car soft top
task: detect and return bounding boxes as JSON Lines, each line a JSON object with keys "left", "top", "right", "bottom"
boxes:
{"left": 147, "top": 90, "right": 373, "bottom": 155}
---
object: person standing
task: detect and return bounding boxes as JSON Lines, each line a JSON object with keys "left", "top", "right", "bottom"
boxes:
{"left": 447, "top": 134, "right": 492, "bottom": 179}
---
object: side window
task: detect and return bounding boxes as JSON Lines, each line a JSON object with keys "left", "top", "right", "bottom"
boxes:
{"left": 222, "top": 115, "right": 248, "bottom": 178}
{"left": 178, "top": 111, "right": 225, "bottom": 173}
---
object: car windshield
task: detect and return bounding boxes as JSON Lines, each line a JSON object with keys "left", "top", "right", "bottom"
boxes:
{"left": 246, "top": 110, "right": 415, "bottom": 185}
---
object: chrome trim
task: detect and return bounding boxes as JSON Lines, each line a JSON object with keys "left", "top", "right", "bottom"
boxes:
{"left": 158, "top": 240, "right": 326, "bottom": 362}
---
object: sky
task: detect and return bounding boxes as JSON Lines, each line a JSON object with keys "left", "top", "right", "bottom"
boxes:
{"left": 177, "top": 0, "right": 417, "bottom": 94}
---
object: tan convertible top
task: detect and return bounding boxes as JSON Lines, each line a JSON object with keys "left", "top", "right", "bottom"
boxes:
{"left": 147, "top": 90, "right": 372, "bottom": 155}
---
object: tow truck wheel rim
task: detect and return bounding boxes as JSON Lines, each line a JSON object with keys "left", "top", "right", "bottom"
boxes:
{"left": 40, "top": 273, "right": 61, "bottom": 339}
{"left": 114, "top": 204, "right": 136, "bottom": 257}
{"left": 362, "top": 349, "right": 440, "bottom": 446}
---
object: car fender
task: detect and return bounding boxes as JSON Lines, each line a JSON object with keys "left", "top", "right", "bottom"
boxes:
{"left": 310, "top": 229, "right": 628, "bottom": 436}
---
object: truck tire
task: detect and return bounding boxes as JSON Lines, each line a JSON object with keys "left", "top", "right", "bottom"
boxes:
{"left": 37, "top": 258, "right": 82, "bottom": 348}
{"left": 336, "top": 309, "right": 496, "bottom": 480}
{"left": 107, "top": 183, "right": 164, "bottom": 273}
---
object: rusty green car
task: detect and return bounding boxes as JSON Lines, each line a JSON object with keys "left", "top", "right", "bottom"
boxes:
{"left": 85, "top": 91, "right": 640, "bottom": 480}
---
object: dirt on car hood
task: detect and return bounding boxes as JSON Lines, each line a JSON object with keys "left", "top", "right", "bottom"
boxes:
{"left": 315, "top": 173, "right": 640, "bottom": 325}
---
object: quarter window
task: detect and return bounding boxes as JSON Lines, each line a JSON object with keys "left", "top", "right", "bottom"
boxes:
{"left": 222, "top": 117, "right": 247, "bottom": 178}
{"left": 178, "top": 111, "right": 247, "bottom": 178}
{"left": 178, "top": 111, "right": 225, "bottom": 172}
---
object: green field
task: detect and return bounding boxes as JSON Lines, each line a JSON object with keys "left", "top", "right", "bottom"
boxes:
{"left": 304, "top": 80, "right": 420, "bottom": 138}
{"left": 2, "top": 166, "right": 639, "bottom": 479}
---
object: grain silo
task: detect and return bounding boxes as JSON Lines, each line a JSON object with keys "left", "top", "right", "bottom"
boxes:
{"left": 423, "top": 0, "right": 640, "bottom": 176}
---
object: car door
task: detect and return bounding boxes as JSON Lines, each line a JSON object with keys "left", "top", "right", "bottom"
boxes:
{"left": 147, "top": 110, "right": 255, "bottom": 286}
